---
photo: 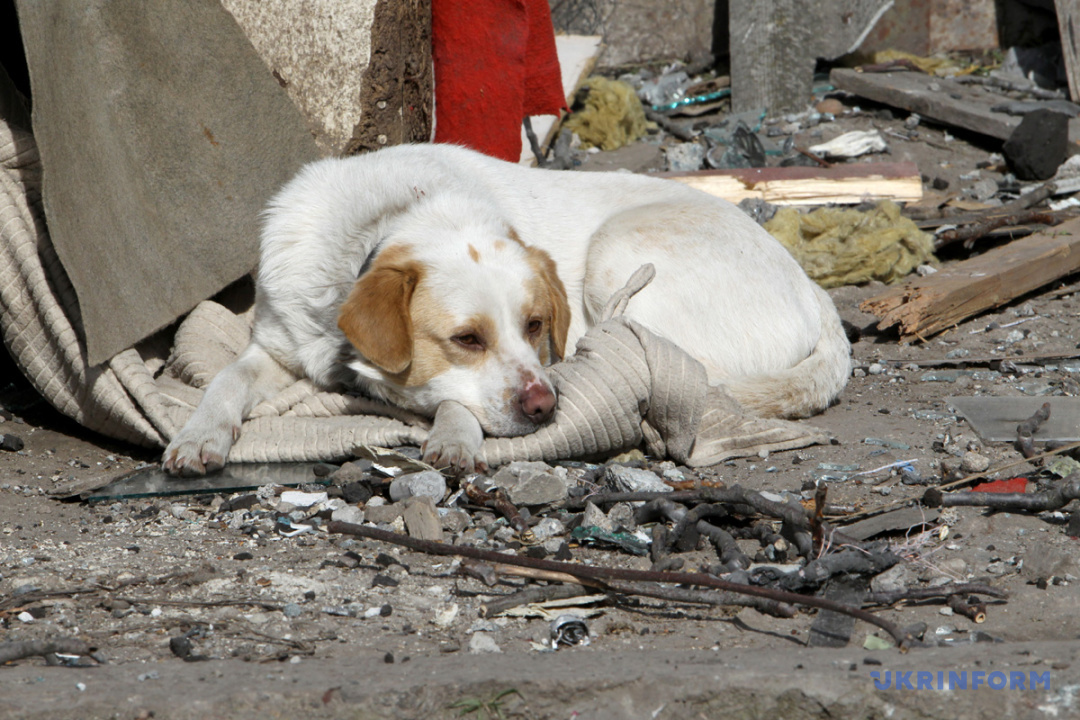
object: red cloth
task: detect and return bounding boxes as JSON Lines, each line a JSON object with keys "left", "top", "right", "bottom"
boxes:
{"left": 432, "top": 0, "right": 566, "bottom": 161}
{"left": 971, "top": 477, "right": 1029, "bottom": 494}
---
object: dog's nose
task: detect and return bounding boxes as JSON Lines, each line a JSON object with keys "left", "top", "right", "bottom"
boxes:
{"left": 519, "top": 381, "right": 556, "bottom": 424}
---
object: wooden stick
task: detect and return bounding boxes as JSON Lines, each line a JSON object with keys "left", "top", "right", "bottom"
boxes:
{"left": 662, "top": 161, "right": 922, "bottom": 205}
{"left": 934, "top": 212, "right": 1059, "bottom": 251}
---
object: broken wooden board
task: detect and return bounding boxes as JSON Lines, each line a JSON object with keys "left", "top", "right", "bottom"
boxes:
{"left": 1058, "top": 0, "right": 1080, "bottom": 104}
{"left": 948, "top": 396, "right": 1080, "bottom": 442}
{"left": 830, "top": 68, "right": 1080, "bottom": 146}
{"left": 861, "top": 215, "right": 1080, "bottom": 342}
{"left": 662, "top": 161, "right": 922, "bottom": 205}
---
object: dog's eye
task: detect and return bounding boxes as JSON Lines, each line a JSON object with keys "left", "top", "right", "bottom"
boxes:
{"left": 453, "top": 333, "right": 484, "bottom": 349}
{"left": 526, "top": 319, "right": 543, "bottom": 336}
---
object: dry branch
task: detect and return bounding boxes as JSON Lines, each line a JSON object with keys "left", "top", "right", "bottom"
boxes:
{"left": 0, "top": 638, "right": 95, "bottom": 664}
{"left": 327, "top": 521, "right": 918, "bottom": 647}
{"left": 923, "top": 475, "right": 1080, "bottom": 511}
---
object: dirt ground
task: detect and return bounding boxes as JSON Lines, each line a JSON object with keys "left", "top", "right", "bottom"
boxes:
{"left": 5, "top": 92, "right": 1080, "bottom": 719}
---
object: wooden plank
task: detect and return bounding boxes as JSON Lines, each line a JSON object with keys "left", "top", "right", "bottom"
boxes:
{"left": 662, "top": 161, "right": 922, "bottom": 205}
{"left": 1057, "top": 0, "right": 1080, "bottom": 103}
{"left": 831, "top": 68, "right": 1080, "bottom": 145}
{"left": 860, "top": 216, "right": 1080, "bottom": 342}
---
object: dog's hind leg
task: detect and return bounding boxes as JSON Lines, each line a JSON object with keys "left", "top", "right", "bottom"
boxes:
{"left": 162, "top": 343, "right": 296, "bottom": 476}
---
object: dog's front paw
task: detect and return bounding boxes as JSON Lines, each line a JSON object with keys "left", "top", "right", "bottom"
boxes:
{"left": 162, "top": 423, "right": 239, "bottom": 477}
{"left": 422, "top": 437, "right": 486, "bottom": 475}
{"left": 422, "top": 401, "right": 486, "bottom": 475}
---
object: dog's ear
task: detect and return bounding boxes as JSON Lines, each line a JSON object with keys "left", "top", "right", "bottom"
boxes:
{"left": 338, "top": 250, "right": 422, "bottom": 375}
{"left": 525, "top": 245, "right": 570, "bottom": 362}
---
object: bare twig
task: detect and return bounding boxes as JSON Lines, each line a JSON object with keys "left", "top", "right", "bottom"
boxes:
{"left": 115, "top": 596, "right": 284, "bottom": 611}
{"left": 948, "top": 594, "right": 987, "bottom": 623}
{"left": 1017, "top": 401, "right": 1051, "bottom": 458}
{"left": 923, "top": 475, "right": 1080, "bottom": 511}
{"left": 696, "top": 520, "right": 751, "bottom": 570}
{"left": 0, "top": 638, "right": 96, "bottom": 664}
{"left": 811, "top": 484, "right": 828, "bottom": 556}
{"left": 865, "top": 582, "right": 1007, "bottom": 606}
{"left": 604, "top": 580, "right": 798, "bottom": 618}
{"left": 643, "top": 108, "right": 698, "bottom": 141}
{"left": 464, "top": 481, "right": 534, "bottom": 542}
{"left": 481, "top": 583, "right": 593, "bottom": 617}
{"left": 934, "top": 211, "right": 1058, "bottom": 251}
{"left": 794, "top": 147, "right": 832, "bottom": 168}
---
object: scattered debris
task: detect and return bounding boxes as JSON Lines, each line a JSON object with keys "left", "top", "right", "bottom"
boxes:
{"left": 808, "top": 130, "right": 887, "bottom": 159}
{"left": 550, "top": 614, "right": 590, "bottom": 649}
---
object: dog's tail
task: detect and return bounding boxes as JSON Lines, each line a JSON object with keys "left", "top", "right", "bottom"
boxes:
{"left": 725, "top": 284, "right": 852, "bottom": 419}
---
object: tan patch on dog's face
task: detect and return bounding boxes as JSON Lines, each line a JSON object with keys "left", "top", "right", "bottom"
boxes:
{"left": 522, "top": 245, "right": 570, "bottom": 363}
{"left": 402, "top": 302, "right": 499, "bottom": 387}
{"left": 337, "top": 245, "right": 422, "bottom": 374}
{"left": 467, "top": 244, "right": 481, "bottom": 263}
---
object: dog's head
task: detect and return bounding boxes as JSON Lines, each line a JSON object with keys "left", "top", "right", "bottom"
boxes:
{"left": 337, "top": 205, "right": 569, "bottom": 437}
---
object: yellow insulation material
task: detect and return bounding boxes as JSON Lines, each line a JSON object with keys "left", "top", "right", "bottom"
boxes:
{"left": 561, "top": 76, "right": 651, "bottom": 151}
{"left": 764, "top": 201, "right": 936, "bottom": 288}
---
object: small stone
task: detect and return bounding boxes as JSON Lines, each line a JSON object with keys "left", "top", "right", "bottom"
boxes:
{"left": 330, "top": 460, "right": 373, "bottom": 484}
{"left": 439, "top": 508, "right": 471, "bottom": 534}
{"left": 531, "top": 517, "right": 566, "bottom": 542}
{"left": 491, "top": 461, "right": 568, "bottom": 505}
{"left": 1004, "top": 329, "right": 1025, "bottom": 344}
{"left": 664, "top": 142, "right": 706, "bottom": 172}
{"left": 282, "top": 603, "right": 302, "bottom": 618}
{"left": 815, "top": 98, "right": 844, "bottom": 116}
{"left": 330, "top": 506, "right": 365, "bottom": 525}
{"left": 342, "top": 481, "right": 372, "bottom": 505}
{"left": 0, "top": 434, "right": 25, "bottom": 452}
{"left": 966, "top": 177, "right": 998, "bottom": 202}
{"left": 581, "top": 501, "right": 613, "bottom": 533}
{"left": 433, "top": 603, "right": 459, "bottom": 627}
{"left": 401, "top": 496, "right": 443, "bottom": 541}
{"left": 364, "top": 503, "right": 404, "bottom": 525}
{"left": 1003, "top": 108, "right": 1068, "bottom": 180}
{"left": 960, "top": 451, "right": 991, "bottom": 474}
{"left": 867, "top": 363, "right": 884, "bottom": 375}
{"left": 389, "top": 471, "right": 447, "bottom": 503}
{"left": 607, "top": 502, "right": 637, "bottom": 532}
{"left": 603, "top": 465, "right": 670, "bottom": 493}
{"left": 468, "top": 632, "right": 502, "bottom": 654}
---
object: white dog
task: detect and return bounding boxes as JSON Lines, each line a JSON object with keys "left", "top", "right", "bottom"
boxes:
{"left": 163, "top": 143, "right": 850, "bottom": 476}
